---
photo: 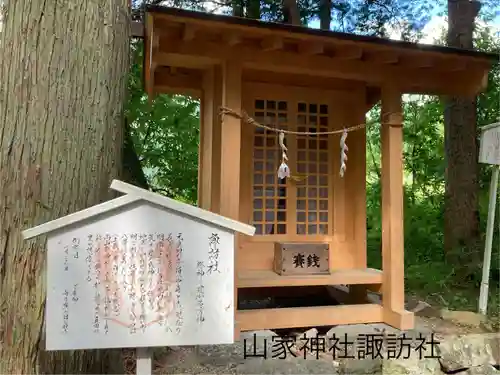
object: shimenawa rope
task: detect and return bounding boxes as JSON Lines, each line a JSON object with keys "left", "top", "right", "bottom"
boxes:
{"left": 219, "top": 106, "right": 401, "bottom": 179}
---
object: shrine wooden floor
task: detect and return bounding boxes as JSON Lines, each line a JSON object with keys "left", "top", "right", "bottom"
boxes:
{"left": 235, "top": 268, "right": 413, "bottom": 331}
{"left": 237, "top": 268, "right": 382, "bottom": 288}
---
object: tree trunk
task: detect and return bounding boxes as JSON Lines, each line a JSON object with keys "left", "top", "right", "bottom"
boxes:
{"left": 283, "top": 0, "right": 301, "bottom": 25}
{"left": 247, "top": 0, "right": 261, "bottom": 19}
{"left": 232, "top": 0, "right": 244, "bottom": 17}
{"left": 444, "top": 0, "right": 481, "bottom": 259}
{"left": 123, "top": 119, "right": 150, "bottom": 189}
{"left": 319, "top": 0, "right": 331, "bottom": 30}
{"left": 0, "top": 0, "right": 129, "bottom": 373}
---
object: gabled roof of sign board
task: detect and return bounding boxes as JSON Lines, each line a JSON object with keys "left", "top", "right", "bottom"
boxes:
{"left": 22, "top": 180, "right": 256, "bottom": 240}
{"left": 147, "top": 5, "right": 498, "bottom": 62}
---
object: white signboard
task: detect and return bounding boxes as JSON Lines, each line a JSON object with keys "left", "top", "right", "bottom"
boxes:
{"left": 45, "top": 202, "right": 234, "bottom": 351}
{"left": 479, "top": 123, "right": 500, "bottom": 165}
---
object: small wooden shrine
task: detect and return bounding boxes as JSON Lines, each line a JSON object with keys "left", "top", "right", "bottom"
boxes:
{"left": 142, "top": 6, "right": 497, "bottom": 337}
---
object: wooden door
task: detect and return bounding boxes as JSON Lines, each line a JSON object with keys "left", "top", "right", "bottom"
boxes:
{"left": 241, "top": 83, "right": 340, "bottom": 242}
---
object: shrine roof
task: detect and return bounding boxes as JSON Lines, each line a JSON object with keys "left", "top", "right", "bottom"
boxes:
{"left": 144, "top": 6, "right": 497, "bottom": 97}
{"left": 147, "top": 6, "right": 498, "bottom": 62}
{"left": 22, "top": 180, "right": 256, "bottom": 240}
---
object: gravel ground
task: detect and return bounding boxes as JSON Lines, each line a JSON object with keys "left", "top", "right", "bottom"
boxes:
{"left": 148, "top": 315, "right": 491, "bottom": 375}
{"left": 153, "top": 330, "right": 341, "bottom": 374}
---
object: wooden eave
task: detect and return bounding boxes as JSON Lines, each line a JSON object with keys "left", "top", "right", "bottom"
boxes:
{"left": 144, "top": 6, "right": 498, "bottom": 98}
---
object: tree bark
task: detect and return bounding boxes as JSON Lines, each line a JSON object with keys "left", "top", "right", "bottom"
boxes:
{"left": 444, "top": 0, "right": 481, "bottom": 258}
{"left": 0, "top": 0, "right": 129, "bottom": 373}
{"left": 283, "top": 0, "right": 301, "bottom": 25}
{"left": 232, "top": 0, "right": 244, "bottom": 17}
{"left": 319, "top": 0, "right": 332, "bottom": 30}
{"left": 247, "top": 0, "right": 261, "bottom": 19}
{"left": 122, "top": 119, "right": 149, "bottom": 189}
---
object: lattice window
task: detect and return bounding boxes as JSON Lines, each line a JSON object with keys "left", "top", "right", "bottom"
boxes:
{"left": 252, "top": 99, "right": 288, "bottom": 235}
{"left": 296, "top": 103, "right": 330, "bottom": 235}
{"left": 251, "top": 98, "right": 330, "bottom": 236}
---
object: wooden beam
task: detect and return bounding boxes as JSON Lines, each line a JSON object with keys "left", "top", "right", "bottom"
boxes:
{"left": 380, "top": 85, "right": 407, "bottom": 324}
{"left": 440, "top": 57, "right": 468, "bottom": 71}
{"left": 238, "top": 304, "right": 383, "bottom": 331}
{"left": 402, "top": 54, "right": 434, "bottom": 68}
{"left": 335, "top": 45, "right": 363, "bottom": 60}
{"left": 155, "top": 38, "right": 480, "bottom": 96}
{"left": 298, "top": 41, "right": 324, "bottom": 55}
{"left": 144, "top": 14, "right": 155, "bottom": 99}
{"left": 211, "top": 67, "right": 223, "bottom": 214}
{"left": 261, "top": 36, "right": 283, "bottom": 51}
{"left": 154, "top": 68, "right": 202, "bottom": 97}
{"left": 220, "top": 61, "right": 242, "bottom": 341}
{"left": 237, "top": 269, "right": 383, "bottom": 288}
{"left": 368, "top": 50, "right": 399, "bottom": 64}
{"left": 152, "top": 13, "right": 495, "bottom": 70}
{"left": 156, "top": 50, "right": 218, "bottom": 69}
{"left": 347, "top": 105, "right": 367, "bottom": 269}
{"left": 385, "top": 309, "right": 414, "bottom": 330}
{"left": 366, "top": 87, "right": 381, "bottom": 111}
{"left": 182, "top": 24, "right": 197, "bottom": 41}
{"left": 243, "top": 70, "right": 366, "bottom": 91}
{"left": 155, "top": 69, "right": 202, "bottom": 89}
{"left": 154, "top": 86, "right": 201, "bottom": 98}
{"left": 223, "top": 33, "right": 242, "bottom": 46}
{"left": 198, "top": 68, "right": 215, "bottom": 210}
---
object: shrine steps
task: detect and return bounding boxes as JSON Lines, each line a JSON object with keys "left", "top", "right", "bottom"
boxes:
{"left": 237, "top": 304, "right": 383, "bottom": 331}
{"left": 237, "top": 268, "right": 383, "bottom": 288}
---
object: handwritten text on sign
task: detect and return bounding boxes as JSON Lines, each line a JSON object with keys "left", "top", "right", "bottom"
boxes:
{"left": 46, "top": 203, "right": 234, "bottom": 350}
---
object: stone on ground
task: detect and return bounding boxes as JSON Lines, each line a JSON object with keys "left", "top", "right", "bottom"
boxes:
{"left": 438, "top": 333, "right": 500, "bottom": 372}
{"left": 466, "top": 365, "right": 500, "bottom": 374}
{"left": 152, "top": 317, "right": 499, "bottom": 374}
{"left": 440, "top": 309, "right": 487, "bottom": 327}
{"left": 382, "top": 356, "right": 440, "bottom": 375}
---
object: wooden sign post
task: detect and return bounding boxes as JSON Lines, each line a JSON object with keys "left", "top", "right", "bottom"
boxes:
{"left": 22, "top": 180, "right": 255, "bottom": 375}
{"left": 478, "top": 122, "right": 500, "bottom": 315}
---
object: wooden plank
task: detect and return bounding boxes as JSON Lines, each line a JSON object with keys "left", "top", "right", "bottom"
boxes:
{"left": 384, "top": 308, "right": 415, "bottom": 330}
{"left": 144, "top": 14, "right": 154, "bottom": 98}
{"left": 237, "top": 268, "right": 383, "bottom": 288}
{"left": 198, "top": 68, "right": 215, "bottom": 210}
{"left": 154, "top": 69, "right": 202, "bottom": 97}
{"left": 331, "top": 108, "right": 346, "bottom": 266}
{"left": 220, "top": 60, "right": 243, "bottom": 341}
{"left": 243, "top": 70, "right": 366, "bottom": 92}
{"left": 298, "top": 41, "right": 324, "bottom": 55}
{"left": 380, "top": 86, "right": 405, "bottom": 315}
{"left": 238, "top": 237, "right": 359, "bottom": 271}
{"left": 220, "top": 62, "right": 242, "bottom": 219}
{"left": 154, "top": 38, "right": 487, "bottom": 96}
{"left": 210, "top": 67, "right": 223, "bottom": 214}
{"left": 151, "top": 12, "right": 494, "bottom": 68}
{"left": 154, "top": 85, "right": 201, "bottom": 98}
{"left": 238, "top": 304, "right": 383, "bottom": 331}
{"left": 274, "top": 243, "right": 330, "bottom": 275}
{"left": 345, "top": 102, "right": 367, "bottom": 268}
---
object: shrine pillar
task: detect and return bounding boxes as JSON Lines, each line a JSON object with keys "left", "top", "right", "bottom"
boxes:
{"left": 219, "top": 61, "right": 243, "bottom": 339}
{"left": 380, "top": 86, "right": 414, "bottom": 329}
{"left": 199, "top": 66, "right": 222, "bottom": 213}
